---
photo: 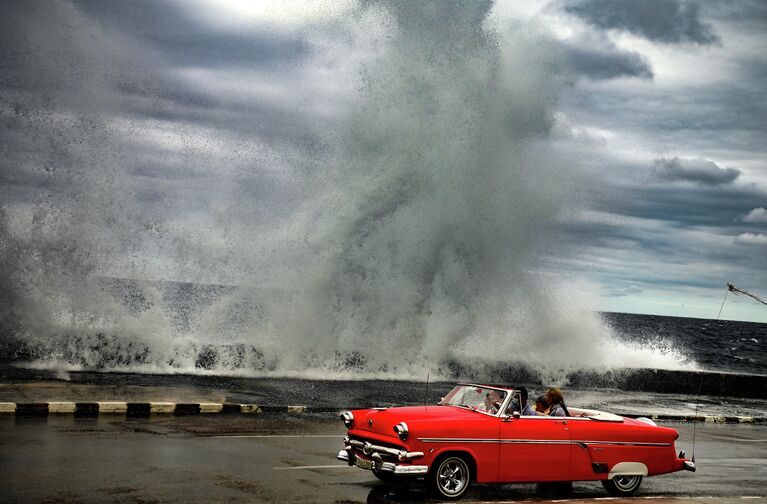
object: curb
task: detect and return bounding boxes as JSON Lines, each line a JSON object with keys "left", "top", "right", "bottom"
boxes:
{"left": 0, "top": 402, "right": 342, "bottom": 417}
{"left": 0, "top": 403, "right": 764, "bottom": 423}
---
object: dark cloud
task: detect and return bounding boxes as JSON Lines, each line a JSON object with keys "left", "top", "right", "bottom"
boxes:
{"left": 701, "top": 1, "right": 767, "bottom": 30}
{"left": 564, "top": 0, "right": 719, "bottom": 45}
{"left": 565, "top": 81, "right": 767, "bottom": 159}
{"left": 597, "top": 173, "right": 765, "bottom": 229}
{"left": 561, "top": 38, "right": 653, "bottom": 80}
{"left": 654, "top": 157, "right": 740, "bottom": 186}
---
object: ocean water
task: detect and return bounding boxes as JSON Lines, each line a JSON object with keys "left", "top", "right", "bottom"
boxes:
{"left": 603, "top": 312, "right": 765, "bottom": 376}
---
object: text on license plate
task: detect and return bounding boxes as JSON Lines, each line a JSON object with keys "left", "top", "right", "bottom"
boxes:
{"left": 355, "top": 458, "right": 374, "bottom": 470}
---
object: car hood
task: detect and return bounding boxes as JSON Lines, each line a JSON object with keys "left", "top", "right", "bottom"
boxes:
{"left": 350, "top": 405, "right": 490, "bottom": 440}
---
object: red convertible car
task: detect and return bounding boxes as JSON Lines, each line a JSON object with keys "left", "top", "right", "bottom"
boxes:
{"left": 337, "top": 384, "right": 695, "bottom": 499}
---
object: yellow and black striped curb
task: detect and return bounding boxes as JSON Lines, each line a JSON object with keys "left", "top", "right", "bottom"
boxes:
{"left": 0, "top": 402, "right": 342, "bottom": 416}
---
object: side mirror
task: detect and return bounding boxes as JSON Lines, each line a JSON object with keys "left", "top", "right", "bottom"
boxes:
{"left": 512, "top": 411, "right": 521, "bottom": 419}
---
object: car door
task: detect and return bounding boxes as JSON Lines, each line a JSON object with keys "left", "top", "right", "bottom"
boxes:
{"left": 498, "top": 416, "right": 571, "bottom": 481}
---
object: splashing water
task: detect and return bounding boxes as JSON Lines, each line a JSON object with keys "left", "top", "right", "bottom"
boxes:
{"left": 0, "top": 1, "right": 695, "bottom": 381}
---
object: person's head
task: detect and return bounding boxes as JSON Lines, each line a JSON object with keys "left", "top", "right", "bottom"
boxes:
{"left": 518, "top": 387, "right": 528, "bottom": 406}
{"left": 546, "top": 387, "right": 564, "bottom": 406}
{"left": 487, "top": 389, "right": 503, "bottom": 402}
{"left": 534, "top": 394, "right": 548, "bottom": 412}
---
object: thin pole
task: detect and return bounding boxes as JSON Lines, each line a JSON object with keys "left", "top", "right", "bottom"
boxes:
{"left": 716, "top": 289, "right": 729, "bottom": 320}
{"left": 691, "top": 373, "right": 702, "bottom": 463}
{"left": 698, "top": 283, "right": 731, "bottom": 462}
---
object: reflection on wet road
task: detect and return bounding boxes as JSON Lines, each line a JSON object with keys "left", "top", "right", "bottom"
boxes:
{"left": 0, "top": 415, "right": 764, "bottom": 503}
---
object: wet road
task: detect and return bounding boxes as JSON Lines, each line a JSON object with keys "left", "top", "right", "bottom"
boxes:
{"left": 0, "top": 415, "right": 764, "bottom": 503}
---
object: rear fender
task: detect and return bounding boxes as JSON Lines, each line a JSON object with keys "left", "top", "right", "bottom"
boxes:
{"left": 608, "top": 462, "right": 648, "bottom": 479}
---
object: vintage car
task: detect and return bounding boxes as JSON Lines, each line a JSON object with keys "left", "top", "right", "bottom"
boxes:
{"left": 337, "top": 383, "right": 695, "bottom": 500}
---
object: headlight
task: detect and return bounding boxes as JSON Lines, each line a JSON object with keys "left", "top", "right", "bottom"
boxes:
{"left": 340, "top": 411, "right": 354, "bottom": 427}
{"left": 393, "top": 422, "right": 409, "bottom": 440}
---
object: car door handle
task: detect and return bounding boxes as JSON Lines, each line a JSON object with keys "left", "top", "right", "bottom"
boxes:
{"left": 554, "top": 420, "right": 567, "bottom": 425}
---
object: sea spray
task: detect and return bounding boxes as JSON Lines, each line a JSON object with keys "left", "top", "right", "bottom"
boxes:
{"left": 0, "top": 1, "right": 694, "bottom": 380}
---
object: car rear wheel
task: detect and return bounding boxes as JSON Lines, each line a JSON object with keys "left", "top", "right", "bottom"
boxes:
{"left": 602, "top": 475, "right": 642, "bottom": 496}
{"left": 429, "top": 455, "right": 471, "bottom": 500}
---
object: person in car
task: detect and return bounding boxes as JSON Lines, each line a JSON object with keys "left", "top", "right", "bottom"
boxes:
{"left": 482, "top": 389, "right": 505, "bottom": 414}
{"left": 546, "top": 387, "right": 567, "bottom": 417}
{"left": 534, "top": 394, "right": 549, "bottom": 415}
{"left": 518, "top": 387, "right": 536, "bottom": 416}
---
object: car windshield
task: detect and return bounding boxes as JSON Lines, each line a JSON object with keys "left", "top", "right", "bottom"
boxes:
{"left": 440, "top": 385, "right": 508, "bottom": 414}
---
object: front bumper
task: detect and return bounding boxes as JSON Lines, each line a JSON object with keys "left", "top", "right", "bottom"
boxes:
{"left": 337, "top": 449, "right": 428, "bottom": 475}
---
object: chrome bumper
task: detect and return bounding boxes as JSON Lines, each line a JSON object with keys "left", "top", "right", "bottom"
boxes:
{"left": 678, "top": 450, "right": 695, "bottom": 473}
{"left": 345, "top": 438, "right": 424, "bottom": 461}
{"left": 337, "top": 449, "right": 428, "bottom": 475}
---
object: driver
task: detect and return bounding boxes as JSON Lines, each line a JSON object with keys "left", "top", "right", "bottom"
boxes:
{"left": 481, "top": 389, "right": 505, "bottom": 414}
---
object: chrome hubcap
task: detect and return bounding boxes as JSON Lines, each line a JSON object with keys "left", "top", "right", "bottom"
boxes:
{"left": 614, "top": 475, "right": 639, "bottom": 490}
{"left": 438, "top": 460, "right": 467, "bottom": 494}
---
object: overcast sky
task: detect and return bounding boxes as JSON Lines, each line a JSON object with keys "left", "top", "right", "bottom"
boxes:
{"left": 1, "top": 0, "right": 766, "bottom": 325}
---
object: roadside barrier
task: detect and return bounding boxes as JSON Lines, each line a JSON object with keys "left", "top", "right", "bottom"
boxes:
{"left": 0, "top": 402, "right": 763, "bottom": 422}
{"left": 0, "top": 402, "right": 341, "bottom": 416}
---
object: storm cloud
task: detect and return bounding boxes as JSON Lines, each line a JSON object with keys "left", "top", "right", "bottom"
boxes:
{"left": 654, "top": 157, "right": 741, "bottom": 186}
{"left": 564, "top": 0, "right": 720, "bottom": 45}
{"left": 561, "top": 35, "right": 653, "bottom": 80}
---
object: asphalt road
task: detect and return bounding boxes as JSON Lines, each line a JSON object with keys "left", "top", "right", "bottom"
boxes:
{"left": 0, "top": 415, "right": 764, "bottom": 504}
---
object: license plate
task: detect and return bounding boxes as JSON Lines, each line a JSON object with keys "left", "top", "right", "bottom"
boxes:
{"left": 355, "top": 458, "right": 374, "bottom": 470}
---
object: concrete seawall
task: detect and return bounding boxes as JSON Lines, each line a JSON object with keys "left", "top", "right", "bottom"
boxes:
{"left": 442, "top": 363, "right": 767, "bottom": 399}
{"left": 568, "top": 368, "right": 767, "bottom": 398}
{"left": 4, "top": 366, "right": 766, "bottom": 398}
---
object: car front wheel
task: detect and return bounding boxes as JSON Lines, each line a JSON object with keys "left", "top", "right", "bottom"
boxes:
{"left": 429, "top": 455, "right": 471, "bottom": 500}
{"left": 602, "top": 475, "right": 642, "bottom": 496}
